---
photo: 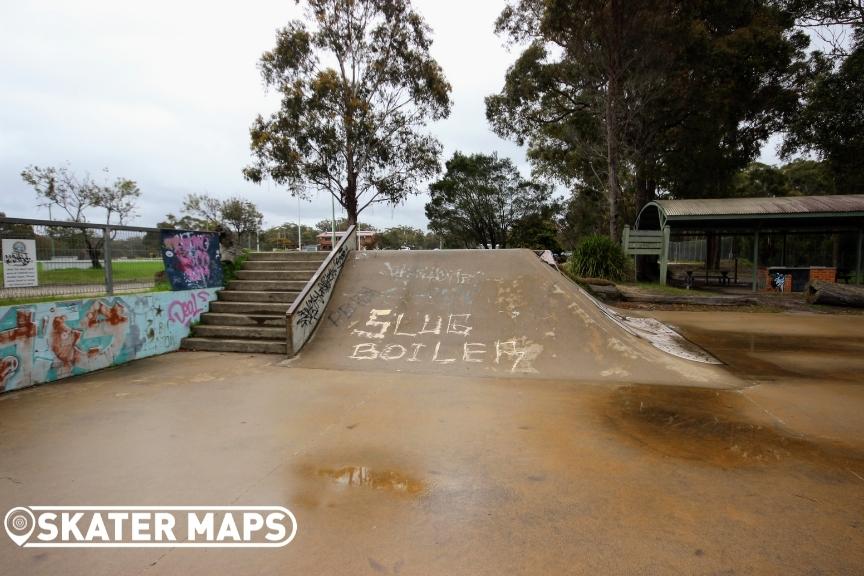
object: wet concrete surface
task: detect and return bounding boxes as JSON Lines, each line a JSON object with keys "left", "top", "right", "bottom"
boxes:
{"left": 1, "top": 249, "right": 863, "bottom": 574}
{"left": 289, "top": 250, "right": 737, "bottom": 386}
{"left": 1, "top": 333, "right": 863, "bottom": 575}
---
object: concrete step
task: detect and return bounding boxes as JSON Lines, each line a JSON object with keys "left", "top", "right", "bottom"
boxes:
{"left": 243, "top": 260, "right": 321, "bottom": 272}
{"left": 209, "top": 301, "right": 291, "bottom": 315}
{"left": 246, "top": 252, "right": 328, "bottom": 261}
{"left": 242, "top": 261, "right": 322, "bottom": 271}
{"left": 181, "top": 337, "right": 286, "bottom": 355}
{"left": 218, "top": 290, "right": 299, "bottom": 303}
{"left": 227, "top": 280, "right": 308, "bottom": 292}
{"left": 200, "top": 312, "right": 286, "bottom": 327}
{"left": 236, "top": 269, "right": 316, "bottom": 280}
{"left": 192, "top": 325, "right": 285, "bottom": 340}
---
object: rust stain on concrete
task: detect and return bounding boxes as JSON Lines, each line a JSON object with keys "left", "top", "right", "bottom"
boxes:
{"left": 313, "top": 465, "right": 425, "bottom": 495}
{"left": 602, "top": 384, "right": 864, "bottom": 473}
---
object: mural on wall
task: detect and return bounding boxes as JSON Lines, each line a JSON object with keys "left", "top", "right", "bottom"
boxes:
{"left": 160, "top": 231, "right": 223, "bottom": 290}
{"left": 0, "top": 288, "right": 219, "bottom": 393}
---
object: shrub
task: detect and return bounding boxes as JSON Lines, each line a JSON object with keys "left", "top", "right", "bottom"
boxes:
{"left": 567, "top": 235, "right": 628, "bottom": 281}
{"left": 221, "top": 249, "right": 250, "bottom": 284}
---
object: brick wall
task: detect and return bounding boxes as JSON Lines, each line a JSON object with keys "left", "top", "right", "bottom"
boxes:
{"left": 758, "top": 268, "right": 837, "bottom": 292}
{"left": 809, "top": 267, "right": 836, "bottom": 283}
{"left": 758, "top": 268, "right": 792, "bottom": 292}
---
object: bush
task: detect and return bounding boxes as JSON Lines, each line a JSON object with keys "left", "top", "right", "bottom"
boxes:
{"left": 567, "top": 235, "right": 629, "bottom": 281}
{"left": 221, "top": 249, "right": 250, "bottom": 284}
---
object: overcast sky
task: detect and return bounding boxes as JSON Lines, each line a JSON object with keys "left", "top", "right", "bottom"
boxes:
{"left": 0, "top": 1, "right": 783, "bottom": 232}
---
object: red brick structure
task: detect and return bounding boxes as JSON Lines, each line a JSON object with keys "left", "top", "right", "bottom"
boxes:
{"left": 759, "top": 267, "right": 836, "bottom": 292}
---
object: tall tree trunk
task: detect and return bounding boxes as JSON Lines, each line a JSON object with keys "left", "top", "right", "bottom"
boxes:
{"left": 605, "top": 0, "right": 624, "bottom": 242}
{"left": 345, "top": 171, "right": 358, "bottom": 226}
{"left": 81, "top": 229, "right": 102, "bottom": 269}
{"left": 634, "top": 162, "right": 657, "bottom": 213}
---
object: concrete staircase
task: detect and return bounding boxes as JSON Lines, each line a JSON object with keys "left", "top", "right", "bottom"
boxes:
{"left": 181, "top": 251, "right": 328, "bottom": 354}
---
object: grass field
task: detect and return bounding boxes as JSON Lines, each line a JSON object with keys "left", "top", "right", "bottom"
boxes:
{"left": 1, "top": 260, "right": 163, "bottom": 284}
{"left": 0, "top": 260, "right": 166, "bottom": 306}
{"left": 0, "top": 283, "right": 173, "bottom": 307}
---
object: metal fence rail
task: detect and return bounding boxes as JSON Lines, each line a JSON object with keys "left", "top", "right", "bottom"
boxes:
{"left": 0, "top": 217, "right": 213, "bottom": 302}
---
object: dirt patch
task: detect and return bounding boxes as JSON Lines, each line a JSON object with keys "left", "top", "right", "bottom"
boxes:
{"left": 602, "top": 385, "right": 864, "bottom": 471}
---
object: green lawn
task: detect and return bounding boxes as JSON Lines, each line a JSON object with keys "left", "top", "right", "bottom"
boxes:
{"left": 630, "top": 282, "right": 710, "bottom": 296}
{"left": 0, "top": 260, "right": 167, "bottom": 306}
{"left": 1, "top": 260, "right": 164, "bottom": 284}
{"left": 0, "top": 283, "right": 172, "bottom": 307}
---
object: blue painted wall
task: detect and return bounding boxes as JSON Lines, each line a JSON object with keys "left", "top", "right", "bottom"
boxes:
{"left": 0, "top": 289, "right": 219, "bottom": 393}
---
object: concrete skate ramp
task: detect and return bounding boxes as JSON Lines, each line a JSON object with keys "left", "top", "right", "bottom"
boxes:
{"left": 289, "top": 249, "right": 737, "bottom": 386}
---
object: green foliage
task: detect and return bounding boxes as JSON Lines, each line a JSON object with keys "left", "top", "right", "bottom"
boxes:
{"left": 182, "top": 194, "right": 262, "bottom": 237}
{"left": 567, "top": 235, "right": 628, "bottom": 281}
{"left": 314, "top": 218, "right": 375, "bottom": 233}
{"left": 220, "top": 249, "right": 250, "bottom": 284}
{"left": 558, "top": 187, "right": 608, "bottom": 250}
{"left": 20, "top": 165, "right": 141, "bottom": 225}
{"left": 487, "top": 0, "right": 808, "bottom": 237}
{"left": 259, "top": 223, "right": 319, "bottom": 250}
{"left": 377, "top": 225, "right": 440, "bottom": 250}
{"left": 508, "top": 205, "right": 562, "bottom": 252}
{"left": 426, "top": 151, "right": 559, "bottom": 249}
{"left": 20, "top": 165, "right": 142, "bottom": 268}
{"left": 730, "top": 160, "right": 838, "bottom": 198}
{"left": 783, "top": 45, "right": 864, "bottom": 192}
{"left": 781, "top": 159, "right": 837, "bottom": 196}
{"left": 221, "top": 249, "right": 249, "bottom": 286}
{"left": 243, "top": 0, "right": 452, "bottom": 224}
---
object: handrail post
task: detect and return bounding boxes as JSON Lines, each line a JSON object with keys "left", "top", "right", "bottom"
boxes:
{"left": 103, "top": 225, "right": 114, "bottom": 296}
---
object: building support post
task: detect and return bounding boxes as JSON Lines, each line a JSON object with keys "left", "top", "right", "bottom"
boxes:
{"left": 622, "top": 225, "right": 635, "bottom": 280}
{"left": 856, "top": 227, "right": 863, "bottom": 285}
{"left": 751, "top": 229, "right": 759, "bottom": 293}
{"left": 659, "top": 226, "right": 670, "bottom": 286}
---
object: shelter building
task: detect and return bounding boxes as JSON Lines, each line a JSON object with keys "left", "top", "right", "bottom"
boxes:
{"left": 626, "top": 195, "right": 864, "bottom": 291}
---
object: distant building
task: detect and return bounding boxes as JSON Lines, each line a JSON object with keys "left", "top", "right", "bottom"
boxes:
{"left": 317, "top": 230, "right": 378, "bottom": 251}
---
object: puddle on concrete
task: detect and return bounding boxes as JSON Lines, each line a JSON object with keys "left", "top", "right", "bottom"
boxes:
{"left": 603, "top": 385, "right": 862, "bottom": 470}
{"left": 314, "top": 466, "right": 425, "bottom": 495}
{"left": 674, "top": 329, "right": 864, "bottom": 382}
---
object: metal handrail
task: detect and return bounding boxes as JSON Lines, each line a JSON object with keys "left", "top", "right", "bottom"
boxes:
{"left": 0, "top": 216, "right": 214, "bottom": 235}
{"left": 287, "top": 225, "right": 357, "bottom": 317}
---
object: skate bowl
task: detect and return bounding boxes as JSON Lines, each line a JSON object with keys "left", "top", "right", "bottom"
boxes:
{"left": 287, "top": 249, "right": 738, "bottom": 387}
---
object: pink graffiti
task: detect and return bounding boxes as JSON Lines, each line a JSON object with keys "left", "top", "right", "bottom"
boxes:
{"left": 168, "top": 290, "right": 211, "bottom": 326}
{"left": 165, "top": 233, "right": 211, "bottom": 283}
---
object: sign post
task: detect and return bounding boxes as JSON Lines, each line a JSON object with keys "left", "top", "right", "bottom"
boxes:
{"left": 2, "top": 239, "right": 39, "bottom": 288}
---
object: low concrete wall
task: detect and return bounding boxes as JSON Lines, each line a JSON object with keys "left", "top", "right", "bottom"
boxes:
{"left": 0, "top": 288, "right": 219, "bottom": 393}
{"left": 286, "top": 226, "right": 357, "bottom": 356}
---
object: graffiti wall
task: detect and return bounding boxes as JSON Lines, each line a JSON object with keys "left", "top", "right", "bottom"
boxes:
{"left": 0, "top": 288, "right": 219, "bottom": 393}
{"left": 160, "top": 230, "right": 223, "bottom": 290}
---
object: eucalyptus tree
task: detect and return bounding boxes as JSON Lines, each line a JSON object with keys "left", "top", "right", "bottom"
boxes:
{"left": 425, "top": 152, "right": 557, "bottom": 250}
{"left": 487, "top": 0, "right": 807, "bottom": 240}
{"left": 244, "top": 0, "right": 452, "bottom": 225}
{"left": 20, "top": 165, "right": 141, "bottom": 268}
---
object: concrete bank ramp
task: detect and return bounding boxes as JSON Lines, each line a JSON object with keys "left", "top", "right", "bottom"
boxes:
{"left": 288, "top": 249, "right": 737, "bottom": 386}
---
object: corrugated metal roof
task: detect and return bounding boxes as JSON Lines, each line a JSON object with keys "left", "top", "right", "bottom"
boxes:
{"left": 656, "top": 194, "right": 864, "bottom": 218}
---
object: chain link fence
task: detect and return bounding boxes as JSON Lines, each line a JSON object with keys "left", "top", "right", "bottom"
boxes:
{"left": 0, "top": 217, "right": 213, "bottom": 303}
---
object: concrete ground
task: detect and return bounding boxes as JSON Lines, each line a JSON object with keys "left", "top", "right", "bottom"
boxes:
{"left": 1, "top": 251, "right": 863, "bottom": 574}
